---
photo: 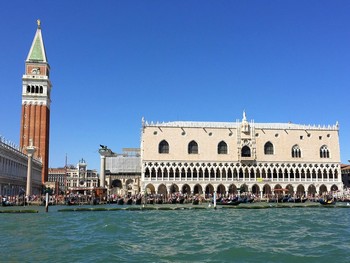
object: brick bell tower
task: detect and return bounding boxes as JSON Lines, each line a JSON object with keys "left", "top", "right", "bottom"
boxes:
{"left": 20, "top": 20, "right": 52, "bottom": 183}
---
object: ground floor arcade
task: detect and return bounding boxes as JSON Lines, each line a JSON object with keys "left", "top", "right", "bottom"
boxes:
{"left": 143, "top": 181, "right": 341, "bottom": 200}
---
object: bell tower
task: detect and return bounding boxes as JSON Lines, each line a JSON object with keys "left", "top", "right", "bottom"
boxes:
{"left": 20, "top": 20, "right": 52, "bottom": 183}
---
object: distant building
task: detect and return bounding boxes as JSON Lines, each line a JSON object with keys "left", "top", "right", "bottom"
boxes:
{"left": 0, "top": 136, "right": 42, "bottom": 195}
{"left": 341, "top": 163, "right": 350, "bottom": 188}
{"left": 66, "top": 159, "right": 99, "bottom": 195}
{"left": 48, "top": 160, "right": 100, "bottom": 196}
{"left": 141, "top": 112, "right": 343, "bottom": 198}
{"left": 104, "top": 148, "right": 141, "bottom": 196}
{"left": 47, "top": 167, "right": 67, "bottom": 194}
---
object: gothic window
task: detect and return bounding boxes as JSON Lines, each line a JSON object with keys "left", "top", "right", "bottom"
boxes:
{"left": 241, "top": 146, "right": 251, "bottom": 157}
{"left": 158, "top": 140, "right": 169, "bottom": 154}
{"left": 292, "top": 145, "right": 301, "bottom": 158}
{"left": 188, "top": 140, "right": 198, "bottom": 154}
{"left": 35, "top": 86, "right": 39, "bottom": 93}
{"left": 320, "top": 145, "right": 330, "bottom": 158}
{"left": 31, "top": 86, "right": 35, "bottom": 93}
{"left": 27, "top": 86, "right": 30, "bottom": 93}
{"left": 264, "top": 142, "right": 274, "bottom": 155}
{"left": 218, "top": 141, "right": 228, "bottom": 154}
{"left": 40, "top": 86, "right": 43, "bottom": 93}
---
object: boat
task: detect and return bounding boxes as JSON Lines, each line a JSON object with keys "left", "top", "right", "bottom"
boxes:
{"left": 219, "top": 199, "right": 240, "bottom": 206}
{"left": 135, "top": 197, "right": 142, "bottom": 205}
{"left": 192, "top": 199, "right": 199, "bottom": 205}
{"left": 320, "top": 197, "right": 336, "bottom": 205}
{"left": 288, "top": 197, "right": 308, "bottom": 203}
{"left": 126, "top": 198, "right": 133, "bottom": 205}
{"left": 238, "top": 196, "right": 254, "bottom": 203}
{"left": 218, "top": 198, "right": 241, "bottom": 206}
{"left": 2, "top": 200, "right": 14, "bottom": 206}
{"left": 117, "top": 198, "right": 124, "bottom": 205}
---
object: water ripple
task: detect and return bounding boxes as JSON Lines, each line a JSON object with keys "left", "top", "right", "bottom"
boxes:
{"left": 1, "top": 207, "right": 350, "bottom": 262}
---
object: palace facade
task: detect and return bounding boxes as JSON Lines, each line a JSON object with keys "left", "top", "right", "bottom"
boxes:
{"left": 141, "top": 113, "right": 342, "bottom": 198}
{"left": 0, "top": 136, "right": 42, "bottom": 196}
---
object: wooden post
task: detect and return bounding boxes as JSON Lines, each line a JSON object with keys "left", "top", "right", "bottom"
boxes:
{"left": 45, "top": 192, "right": 49, "bottom": 212}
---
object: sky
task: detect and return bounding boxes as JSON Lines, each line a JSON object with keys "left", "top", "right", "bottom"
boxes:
{"left": 0, "top": 0, "right": 349, "bottom": 171}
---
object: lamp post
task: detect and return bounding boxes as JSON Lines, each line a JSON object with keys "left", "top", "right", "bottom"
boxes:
{"left": 26, "top": 139, "right": 36, "bottom": 197}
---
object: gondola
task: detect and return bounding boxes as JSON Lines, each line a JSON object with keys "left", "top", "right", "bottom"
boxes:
{"left": 192, "top": 199, "right": 199, "bottom": 205}
{"left": 238, "top": 197, "right": 254, "bottom": 203}
{"left": 287, "top": 197, "right": 308, "bottom": 203}
{"left": 2, "top": 200, "right": 14, "bottom": 206}
{"left": 178, "top": 197, "right": 185, "bottom": 204}
{"left": 320, "top": 198, "right": 336, "bottom": 205}
{"left": 218, "top": 199, "right": 241, "bottom": 206}
{"left": 135, "top": 197, "right": 142, "bottom": 205}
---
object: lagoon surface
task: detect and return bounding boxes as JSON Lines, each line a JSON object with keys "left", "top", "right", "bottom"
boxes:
{"left": 1, "top": 204, "right": 350, "bottom": 263}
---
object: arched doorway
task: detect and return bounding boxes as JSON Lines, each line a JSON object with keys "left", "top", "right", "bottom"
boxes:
{"left": 158, "top": 184, "right": 167, "bottom": 196}
{"left": 217, "top": 184, "right": 226, "bottom": 195}
{"left": 170, "top": 184, "right": 179, "bottom": 194}
{"left": 331, "top": 184, "right": 338, "bottom": 192}
{"left": 125, "top": 179, "right": 134, "bottom": 196}
{"left": 193, "top": 184, "right": 203, "bottom": 195}
{"left": 239, "top": 184, "right": 248, "bottom": 194}
{"left": 296, "top": 184, "right": 305, "bottom": 197}
{"left": 205, "top": 184, "right": 214, "bottom": 197}
{"left": 111, "top": 179, "right": 123, "bottom": 195}
{"left": 251, "top": 184, "right": 260, "bottom": 195}
{"left": 286, "top": 184, "right": 294, "bottom": 195}
{"left": 308, "top": 185, "right": 316, "bottom": 196}
{"left": 182, "top": 184, "right": 191, "bottom": 195}
{"left": 228, "top": 184, "right": 238, "bottom": 194}
{"left": 319, "top": 184, "right": 328, "bottom": 195}
{"left": 145, "top": 184, "right": 155, "bottom": 195}
{"left": 263, "top": 184, "right": 272, "bottom": 196}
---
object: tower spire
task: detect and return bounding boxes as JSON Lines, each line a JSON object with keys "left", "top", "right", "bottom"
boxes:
{"left": 26, "top": 19, "right": 47, "bottom": 63}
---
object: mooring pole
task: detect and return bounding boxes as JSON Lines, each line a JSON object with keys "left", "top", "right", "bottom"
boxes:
{"left": 45, "top": 192, "right": 49, "bottom": 212}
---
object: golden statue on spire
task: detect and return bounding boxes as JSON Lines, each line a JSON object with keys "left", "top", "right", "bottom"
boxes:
{"left": 37, "top": 19, "right": 41, "bottom": 29}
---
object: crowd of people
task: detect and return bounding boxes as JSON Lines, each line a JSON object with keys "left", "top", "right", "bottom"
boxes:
{"left": 1, "top": 190, "right": 350, "bottom": 206}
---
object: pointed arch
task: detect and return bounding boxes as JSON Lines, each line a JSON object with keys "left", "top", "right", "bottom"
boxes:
{"left": 241, "top": 146, "right": 251, "bottom": 157}
{"left": 292, "top": 145, "right": 301, "bottom": 158}
{"left": 320, "top": 145, "right": 330, "bottom": 158}
{"left": 188, "top": 140, "right": 198, "bottom": 154}
{"left": 218, "top": 141, "right": 228, "bottom": 154}
{"left": 158, "top": 140, "right": 169, "bottom": 154}
{"left": 264, "top": 141, "right": 274, "bottom": 155}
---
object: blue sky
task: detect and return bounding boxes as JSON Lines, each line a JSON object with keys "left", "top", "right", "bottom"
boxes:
{"left": 0, "top": 0, "right": 349, "bottom": 170}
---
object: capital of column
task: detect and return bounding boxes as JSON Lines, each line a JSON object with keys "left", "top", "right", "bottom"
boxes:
{"left": 99, "top": 148, "right": 112, "bottom": 157}
{"left": 26, "top": 139, "right": 36, "bottom": 156}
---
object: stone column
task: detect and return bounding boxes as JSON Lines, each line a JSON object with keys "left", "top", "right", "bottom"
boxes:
{"left": 26, "top": 139, "right": 36, "bottom": 196}
{"left": 100, "top": 155, "right": 106, "bottom": 188}
{"left": 99, "top": 146, "right": 112, "bottom": 189}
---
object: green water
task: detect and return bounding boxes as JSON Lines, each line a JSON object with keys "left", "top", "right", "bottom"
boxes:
{"left": 1, "top": 205, "right": 349, "bottom": 263}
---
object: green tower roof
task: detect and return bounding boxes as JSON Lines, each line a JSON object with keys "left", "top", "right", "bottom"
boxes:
{"left": 26, "top": 20, "right": 47, "bottom": 63}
